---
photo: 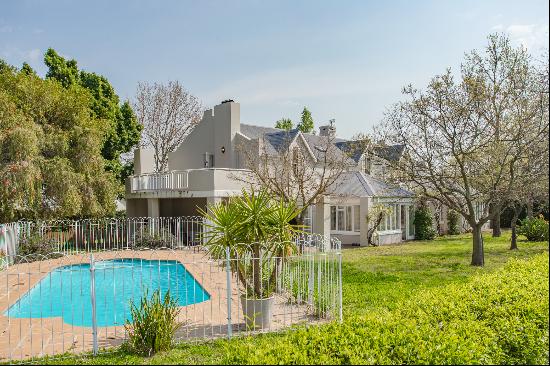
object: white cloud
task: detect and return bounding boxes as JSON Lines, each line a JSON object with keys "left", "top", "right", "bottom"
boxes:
{"left": 501, "top": 23, "right": 549, "bottom": 51}
{"left": 0, "top": 25, "right": 13, "bottom": 33}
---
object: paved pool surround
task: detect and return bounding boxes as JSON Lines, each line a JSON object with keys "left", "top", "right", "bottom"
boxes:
{"left": 0, "top": 250, "right": 314, "bottom": 361}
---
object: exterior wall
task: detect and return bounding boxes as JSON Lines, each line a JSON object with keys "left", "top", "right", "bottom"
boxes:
{"left": 376, "top": 232, "right": 402, "bottom": 245}
{"left": 159, "top": 198, "right": 207, "bottom": 217}
{"left": 126, "top": 199, "right": 148, "bottom": 217}
{"left": 168, "top": 102, "right": 240, "bottom": 171}
{"left": 127, "top": 198, "right": 208, "bottom": 217}
{"left": 134, "top": 148, "right": 155, "bottom": 175}
{"left": 332, "top": 233, "right": 361, "bottom": 246}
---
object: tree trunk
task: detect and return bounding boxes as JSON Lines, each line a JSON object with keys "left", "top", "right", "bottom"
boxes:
{"left": 491, "top": 203, "right": 501, "bottom": 237}
{"left": 471, "top": 224, "right": 485, "bottom": 266}
{"left": 510, "top": 209, "right": 519, "bottom": 250}
{"left": 527, "top": 196, "right": 534, "bottom": 218}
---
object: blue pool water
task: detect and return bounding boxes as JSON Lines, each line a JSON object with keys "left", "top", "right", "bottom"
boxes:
{"left": 5, "top": 259, "right": 210, "bottom": 327}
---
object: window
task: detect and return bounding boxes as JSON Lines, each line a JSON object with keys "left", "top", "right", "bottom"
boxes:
{"left": 303, "top": 206, "right": 314, "bottom": 233}
{"left": 331, "top": 205, "right": 361, "bottom": 233}
{"left": 337, "top": 206, "right": 345, "bottom": 231}
{"left": 361, "top": 156, "right": 372, "bottom": 174}
{"left": 353, "top": 205, "right": 360, "bottom": 232}
{"left": 330, "top": 206, "right": 336, "bottom": 231}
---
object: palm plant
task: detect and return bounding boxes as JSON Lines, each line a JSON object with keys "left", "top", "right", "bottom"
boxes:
{"left": 200, "top": 189, "right": 303, "bottom": 299}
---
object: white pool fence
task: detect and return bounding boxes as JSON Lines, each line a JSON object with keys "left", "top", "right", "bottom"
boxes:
{"left": 0, "top": 217, "right": 342, "bottom": 363}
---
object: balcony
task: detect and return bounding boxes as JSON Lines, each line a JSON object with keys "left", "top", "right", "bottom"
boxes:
{"left": 130, "top": 171, "right": 189, "bottom": 192}
{"left": 127, "top": 168, "right": 248, "bottom": 198}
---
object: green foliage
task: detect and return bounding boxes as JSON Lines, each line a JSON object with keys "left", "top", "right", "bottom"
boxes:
{"left": 133, "top": 227, "right": 177, "bottom": 249}
{"left": 18, "top": 232, "right": 550, "bottom": 365}
{"left": 275, "top": 118, "right": 293, "bottom": 131}
{"left": 43, "top": 49, "right": 142, "bottom": 186}
{"left": 200, "top": 189, "right": 303, "bottom": 298}
{"left": 414, "top": 205, "right": 436, "bottom": 240}
{"left": 15, "top": 231, "right": 63, "bottom": 263}
{"left": 124, "top": 289, "right": 181, "bottom": 356}
{"left": 223, "top": 254, "right": 549, "bottom": 365}
{"left": 0, "top": 61, "right": 117, "bottom": 221}
{"left": 20, "top": 62, "right": 37, "bottom": 77}
{"left": 518, "top": 215, "right": 549, "bottom": 242}
{"left": 297, "top": 106, "right": 314, "bottom": 133}
{"left": 447, "top": 209, "right": 461, "bottom": 235}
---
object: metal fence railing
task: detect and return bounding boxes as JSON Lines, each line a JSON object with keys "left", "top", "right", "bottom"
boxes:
{"left": 0, "top": 217, "right": 204, "bottom": 260}
{"left": 0, "top": 218, "right": 342, "bottom": 363}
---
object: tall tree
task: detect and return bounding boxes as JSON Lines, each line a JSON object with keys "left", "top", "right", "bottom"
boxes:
{"left": 275, "top": 118, "right": 294, "bottom": 130}
{"left": 381, "top": 34, "right": 548, "bottom": 266}
{"left": 0, "top": 62, "right": 117, "bottom": 221}
{"left": 134, "top": 81, "right": 204, "bottom": 172}
{"left": 297, "top": 107, "right": 314, "bottom": 133}
{"left": 43, "top": 48, "right": 142, "bottom": 187}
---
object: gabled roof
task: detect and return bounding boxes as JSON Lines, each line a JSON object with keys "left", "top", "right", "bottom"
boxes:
{"left": 334, "top": 141, "right": 364, "bottom": 163}
{"left": 373, "top": 144, "right": 406, "bottom": 162}
{"left": 239, "top": 123, "right": 405, "bottom": 165}
{"left": 329, "top": 171, "right": 414, "bottom": 198}
{"left": 263, "top": 129, "right": 301, "bottom": 153}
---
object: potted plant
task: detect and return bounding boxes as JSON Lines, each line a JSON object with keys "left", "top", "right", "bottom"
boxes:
{"left": 200, "top": 189, "right": 302, "bottom": 329}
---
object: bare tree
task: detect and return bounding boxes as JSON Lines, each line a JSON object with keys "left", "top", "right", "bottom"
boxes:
{"left": 234, "top": 130, "right": 363, "bottom": 224}
{"left": 134, "top": 81, "right": 204, "bottom": 172}
{"left": 380, "top": 34, "right": 548, "bottom": 266}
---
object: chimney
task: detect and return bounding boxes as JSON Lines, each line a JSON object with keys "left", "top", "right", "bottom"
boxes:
{"left": 319, "top": 119, "right": 336, "bottom": 138}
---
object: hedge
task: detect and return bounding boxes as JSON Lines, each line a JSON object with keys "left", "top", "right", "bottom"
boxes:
{"left": 223, "top": 253, "right": 549, "bottom": 365}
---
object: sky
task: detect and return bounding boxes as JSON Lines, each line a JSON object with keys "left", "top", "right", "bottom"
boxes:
{"left": 1, "top": 0, "right": 548, "bottom": 139}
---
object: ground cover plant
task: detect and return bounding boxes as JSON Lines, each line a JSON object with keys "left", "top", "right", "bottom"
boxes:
{"left": 124, "top": 289, "right": 181, "bottom": 356}
{"left": 14, "top": 230, "right": 549, "bottom": 365}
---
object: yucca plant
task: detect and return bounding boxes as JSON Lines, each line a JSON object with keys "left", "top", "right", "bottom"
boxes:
{"left": 200, "top": 189, "right": 303, "bottom": 299}
{"left": 124, "top": 289, "right": 181, "bottom": 356}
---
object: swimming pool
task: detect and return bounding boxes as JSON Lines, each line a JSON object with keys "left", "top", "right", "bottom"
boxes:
{"left": 4, "top": 259, "right": 210, "bottom": 327}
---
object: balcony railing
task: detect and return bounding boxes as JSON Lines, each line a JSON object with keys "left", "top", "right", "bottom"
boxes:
{"left": 131, "top": 170, "right": 189, "bottom": 192}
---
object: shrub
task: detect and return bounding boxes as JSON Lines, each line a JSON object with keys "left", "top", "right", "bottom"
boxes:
{"left": 15, "top": 232, "right": 63, "bottom": 263}
{"left": 447, "top": 210, "right": 461, "bottom": 235}
{"left": 223, "top": 254, "right": 549, "bottom": 365}
{"left": 518, "top": 215, "right": 549, "bottom": 242}
{"left": 414, "top": 205, "right": 436, "bottom": 240}
{"left": 124, "top": 289, "right": 181, "bottom": 356}
{"left": 133, "top": 227, "right": 177, "bottom": 249}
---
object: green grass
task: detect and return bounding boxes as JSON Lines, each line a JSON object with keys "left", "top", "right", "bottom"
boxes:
{"left": 16, "top": 230, "right": 549, "bottom": 365}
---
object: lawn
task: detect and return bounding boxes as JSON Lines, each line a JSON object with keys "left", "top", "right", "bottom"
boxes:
{"left": 26, "top": 230, "right": 550, "bottom": 364}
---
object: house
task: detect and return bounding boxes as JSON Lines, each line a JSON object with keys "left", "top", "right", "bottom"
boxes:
{"left": 125, "top": 100, "right": 416, "bottom": 246}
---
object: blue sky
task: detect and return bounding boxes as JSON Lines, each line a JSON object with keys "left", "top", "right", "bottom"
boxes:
{"left": 1, "top": 0, "right": 548, "bottom": 138}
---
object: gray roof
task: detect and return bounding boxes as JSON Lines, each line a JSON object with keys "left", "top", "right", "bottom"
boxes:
{"left": 330, "top": 171, "right": 414, "bottom": 198}
{"left": 240, "top": 124, "right": 280, "bottom": 139}
{"left": 373, "top": 144, "right": 406, "bottom": 162}
{"left": 240, "top": 123, "right": 405, "bottom": 167}
{"left": 263, "top": 129, "right": 301, "bottom": 153}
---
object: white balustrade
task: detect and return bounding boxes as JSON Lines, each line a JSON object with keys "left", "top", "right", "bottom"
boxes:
{"left": 131, "top": 171, "right": 189, "bottom": 192}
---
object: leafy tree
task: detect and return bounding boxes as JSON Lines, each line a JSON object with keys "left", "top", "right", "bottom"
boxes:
{"left": 20, "top": 62, "right": 37, "bottom": 76}
{"left": 297, "top": 107, "right": 314, "bottom": 133}
{"left": 0, "top": 62, "right": 117, "bottom": 221}
{"left": 43, "top": 48, "right": 142, "bottom": 186}
{"left": 414, "top": 204, "right": 436, "bottom": 240}
{"left": 275, "top": 118, "right": 293, "bottom": 130}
